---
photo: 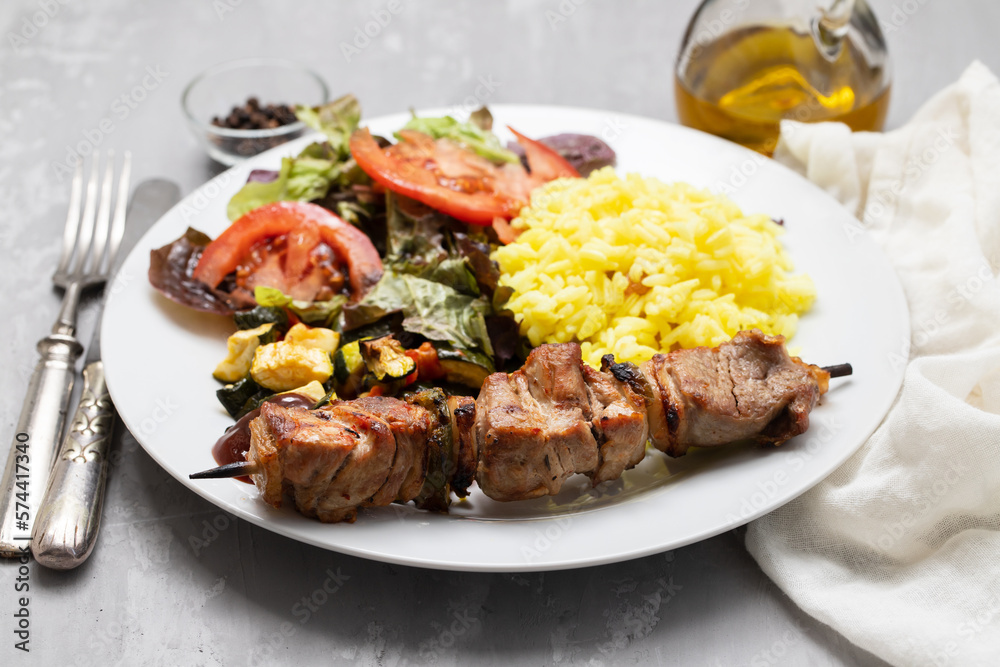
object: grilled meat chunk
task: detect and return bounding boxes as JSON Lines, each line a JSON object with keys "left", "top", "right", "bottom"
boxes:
{"left": 248, "top": 397, "right": 437, "bottom": 522}
{"left": 641, "top": 330, "right": 829, "bottom": 457}
{"left": 585, "top": 360, "right": 649, "bottom": 484}
{"left": 346, "top": 396, "right": 432, "bottom": 505}
{"left": 522, "top": 343, "right": 600, "bottom": 475}
{"left": 475, "top": 371, "right": 562, "bottom": 502}
{"left": 249, "top": 401, "right": 397, "bottom": 523}
{"left": 475, "top": 343, "right": 599, "bottom": 501}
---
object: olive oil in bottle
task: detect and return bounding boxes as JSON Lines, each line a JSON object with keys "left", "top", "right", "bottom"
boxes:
{"left": 675, "top": 25, "right": 890, "bottom": 155}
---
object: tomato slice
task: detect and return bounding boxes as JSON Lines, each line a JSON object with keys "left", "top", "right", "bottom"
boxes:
{"left": 349, "top": 126, "right": 580, "bottom": 227}
{"left": 506, "top": 127, "right": 580, "bottom": 181}
{"left": 350, "top": 129, "right": 512, "bottom": 225}
{"left": 492, "top": 216, "right": 521, "bottom": 245}
{"left": 192, "top": 201, "right": 383, "bottom": 301}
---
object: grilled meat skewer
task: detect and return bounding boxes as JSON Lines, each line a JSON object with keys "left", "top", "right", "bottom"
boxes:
{"left": 191, "top": 329, "right": 843, "bottom": 522}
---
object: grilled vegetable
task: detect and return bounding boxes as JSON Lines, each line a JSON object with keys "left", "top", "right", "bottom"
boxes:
{"left": 278, "top": 380, "right": 329, "bottom": 403}
{"left": 331, "top": 339, "right": 367, "bottom": 398}
{"left": 360, "top": 336, "right": 416, "bottom": 382}
{"left": 251, "top": 341, "right": 334, "bottom": 391}
{"left": 213, "top": 323, "right": 276, "bottom": 383}
{"left": 284, "top": 323, "right": 340, "bottom": 356}
{"left": 333, "top": 340, "right": 364, "bottom": 382}
{"left": 216, "top": 376, "right": 269, "bottom": 419}
{"left": 233, "top": 305, "right": 288, "bottom": 335}
{"left": 435, "top": 346, "right": 493, "bottom": 388}
{"left": 406, "top": 388, "right": 454, "bottom": 512}
{"left": 405, "top": 342, "right": 445, "bottom": 382}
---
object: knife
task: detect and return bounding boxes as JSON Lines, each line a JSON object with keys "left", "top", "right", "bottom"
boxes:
{"left": 30, "top": 179, "right": 181, "bottom": 569}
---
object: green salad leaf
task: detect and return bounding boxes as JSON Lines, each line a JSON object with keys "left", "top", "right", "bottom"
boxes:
{"left": 252, "top": 286, "right": 346, "bottom": 328}
{"left": 340, "top": 192, "right": 524, "bottom": 367}
{"left": 290, "top": 295, "right": 347, "bottom": 328}
{"left": 295, "top": 94, "right": 361, "bottom": 158}
{"left": 226, "top": 144, "right": 343, "bottom": 221}
{"left": 398, "top": 112, "right": 519, "bottom": 165}
{"left": 345, "top": 268, "right": 494, "bottom": 356}
{"left": 253, "top": 286, "right": 292, "bottom": 308}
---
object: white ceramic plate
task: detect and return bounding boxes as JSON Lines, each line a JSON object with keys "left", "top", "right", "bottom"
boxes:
{"left": 103, "top": 105, "right": 908, "bottom": 572}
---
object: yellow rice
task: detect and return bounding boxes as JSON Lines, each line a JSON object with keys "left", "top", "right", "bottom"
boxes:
{"left": 493, "top": 167, "right": 815, "bottom": 367}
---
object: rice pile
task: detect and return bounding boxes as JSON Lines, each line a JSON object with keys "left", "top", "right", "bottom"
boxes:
{"left": 493, "top": 167, "right": 816, "bottom": 367}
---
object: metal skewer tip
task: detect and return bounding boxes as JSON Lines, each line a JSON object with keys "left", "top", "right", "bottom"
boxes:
{"left": 822, "top": 363, "right": 853, "bottom": 378}
{"left": 189, "top": 461, "right": 258, "bottom": 479}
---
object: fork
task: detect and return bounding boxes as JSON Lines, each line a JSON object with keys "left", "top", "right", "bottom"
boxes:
{"left": 0, "top": 151, "right": 131, "bottom": 556}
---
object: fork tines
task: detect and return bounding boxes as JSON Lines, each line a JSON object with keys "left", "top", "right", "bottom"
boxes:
{"left": 54, "top": 151, "right": 132, "bottom": 287}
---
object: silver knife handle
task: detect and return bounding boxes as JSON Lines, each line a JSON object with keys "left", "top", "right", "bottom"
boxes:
{"left": 0, "top": 333, "right": 83, "bottom": 556}
{"left": 31, "top": 360, "right": 114, "bottom": 569}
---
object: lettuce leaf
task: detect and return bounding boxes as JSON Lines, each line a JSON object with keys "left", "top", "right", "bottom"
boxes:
{"left": 398, "top": 112, "right": 519, "bottom": 164}
{"left": 253, "top": 286, "right": 292, "bottom": 308}
{"left": 342, "top": 192, "right": 523, "bottom": 365}
{"left": 383, "top": 192, "right": 499, "bottom": 297}
{"left": 345, "top": 269, "right": 493, "bottom": 356}
{"left": 226, "top": 144, "right": 341, "bottom": 220}
{"left": 148, "top": 227, "right": 256, "bottom": 316}
{"left": 253, "top": 286, "right": 346, "bottom": 328}
{"left": 295, "top": 94, "right": 361, "bottom": 158}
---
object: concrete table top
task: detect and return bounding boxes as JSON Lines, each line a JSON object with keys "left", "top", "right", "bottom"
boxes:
{"left": 2, "top": 1, "right": 996, "bottom": 665}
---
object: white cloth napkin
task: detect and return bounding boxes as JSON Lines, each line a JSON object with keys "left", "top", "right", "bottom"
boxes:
{"left": 746, "top": 61, "right": 1000, "bottom": 667}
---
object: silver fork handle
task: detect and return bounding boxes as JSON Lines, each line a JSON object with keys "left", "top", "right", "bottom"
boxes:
{"left": 0, "top": 334, "right": 83, "bottom": 556}
{"left": 31, "top": 361, "right": 114, "bottom": 569}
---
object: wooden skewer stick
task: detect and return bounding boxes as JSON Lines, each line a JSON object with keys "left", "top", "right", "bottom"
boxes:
{"left": 189, "top": 461, "right": 259, "bottom": 479}
{"left": 822, "top": 363, "right": 853, "bottom": 378}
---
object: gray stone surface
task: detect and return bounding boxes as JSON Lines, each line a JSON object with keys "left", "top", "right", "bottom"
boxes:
{"left": 1, "top": 1, "right": 995, "bottom": 665}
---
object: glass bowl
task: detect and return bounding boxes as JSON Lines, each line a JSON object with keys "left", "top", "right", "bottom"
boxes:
{"left": 182, "top": 58, "right": 329, "bottom": 166}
